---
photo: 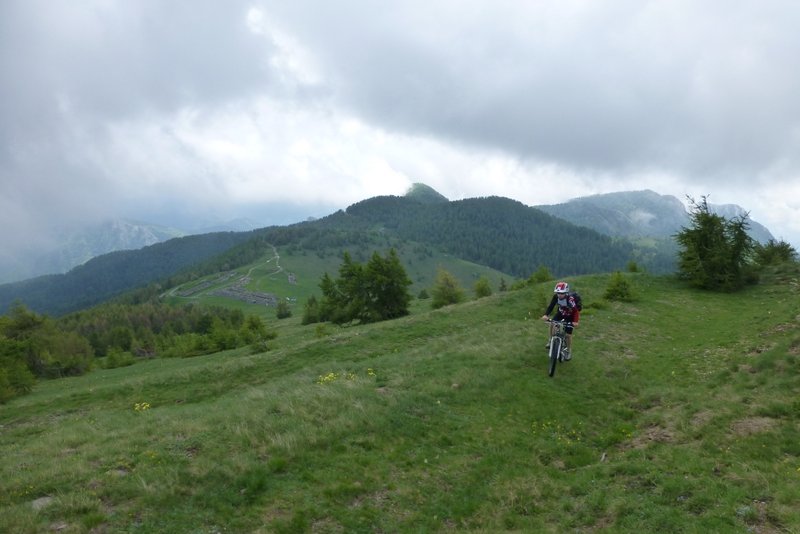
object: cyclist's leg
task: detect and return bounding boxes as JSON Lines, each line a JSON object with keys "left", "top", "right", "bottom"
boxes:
{"left": 565, "top": 323, "right": 574, "bottom": 359}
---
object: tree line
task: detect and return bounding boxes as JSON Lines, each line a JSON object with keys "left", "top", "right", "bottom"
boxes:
{"left": 0, "top": 301, "right": 273, "bottom": 403}
{"left": 0, "top": 231, "right": 256, "bottom": 316}
{"left": 2, "top": 193, "right": 645, "bottom": 318}
{"left": 4, "top": 201, "right": 796, "bottom": 405}
{"left": 303, "top": 249, "right": 412, "bottom": 325}
{"left": 302, "top": 248, "right": 503, "bottom": 326}
{"left": 344, "top": 195, "right": 637, "bottom": 277}
{"left": 675, "top": 196, "right": 798, "bottom": 291}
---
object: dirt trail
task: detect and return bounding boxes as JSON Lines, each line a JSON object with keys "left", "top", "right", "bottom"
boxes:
{"left": 162, "top": 244, "right": 285, "bottom": 304}
{"left": 249, "top": 244, "right": 281, "bottom": 278}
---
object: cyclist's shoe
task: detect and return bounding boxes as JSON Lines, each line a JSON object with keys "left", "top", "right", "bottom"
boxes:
{"left": 545, "top": 342, "right": 551, "bottom": 350}
{"left": 562, "top": 350, "right": 572, "bottom": 361}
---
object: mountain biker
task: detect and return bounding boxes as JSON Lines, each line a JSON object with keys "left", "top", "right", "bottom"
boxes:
{"left": 541, "top": 281, "right": 580, "bottom": 360}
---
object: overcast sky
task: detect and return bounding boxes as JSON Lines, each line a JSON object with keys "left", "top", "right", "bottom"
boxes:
{"left": 3, "top": 0, "right": 800, "bottom": 266}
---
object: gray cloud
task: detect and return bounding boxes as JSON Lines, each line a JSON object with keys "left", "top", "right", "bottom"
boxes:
{"left": 2, "top": 0, "right": 800, "bottom": 281}
{"left": 1, "top": 1, "right": 275, "bottom": 119}
{"left": 268, "top": 0, "right": 800, "bottom": 180}
{"left": 0, "top": 1, "right": 287, "bottom": 251}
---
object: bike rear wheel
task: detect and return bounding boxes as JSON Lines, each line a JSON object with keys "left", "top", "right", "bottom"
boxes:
{"left": 548, "top": 337, "right": 561, "bottom": 377}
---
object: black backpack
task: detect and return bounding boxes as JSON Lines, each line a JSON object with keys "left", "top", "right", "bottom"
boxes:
{"left": 570, "top": 291, "right": 583, "bottom": 311}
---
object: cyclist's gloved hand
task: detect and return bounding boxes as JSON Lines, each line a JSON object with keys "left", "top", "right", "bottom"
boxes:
{"left": 541, "top": 315, "right": 549, "bottom": 321}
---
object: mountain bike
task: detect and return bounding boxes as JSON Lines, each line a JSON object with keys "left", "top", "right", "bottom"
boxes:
{"left": 545, "top": 319, "right": 572, "bottom": 377}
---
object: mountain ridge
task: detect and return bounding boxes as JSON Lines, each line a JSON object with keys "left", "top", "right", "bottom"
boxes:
{"left": 0, "top": 231, "right": 258, "bottom": 316}
{"left": 2, "top": 188, "right": 775, "bottom": 285}
{"left": 0, "top": 219, "right": 186, "bottom": 285}
{"left": 0, "top": 218, "right": 271, "bottom": 285}
{"left": 0, "top": 187, "right": 779, "bottom": 316}
{"left": 535, "top": 189, "right": 774, "bottom": 243}
{"left": 1, "top": 192, "right": 635, "bottom": 316}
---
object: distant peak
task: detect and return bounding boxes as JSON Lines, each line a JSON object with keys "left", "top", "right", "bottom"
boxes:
{"left": 404, "top": 183, "right": 449, "bottom": 204}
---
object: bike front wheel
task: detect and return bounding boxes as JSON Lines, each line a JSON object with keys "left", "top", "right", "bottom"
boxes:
{"left": 548, "top": 337, "right": 561, "bottom": 377}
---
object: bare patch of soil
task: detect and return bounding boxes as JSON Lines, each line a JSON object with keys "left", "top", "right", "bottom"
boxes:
{"left": 627, "top": 425, "right": 675, "bottom": 449}
{"left": 690, "top": 410, "right": 714, "bottom": 428}
{"left": 730, "top": 417, "right": 776, "bottom": 437}
{"left": 738, "top": 499, "right": 783, "bottom": 534}
{"left": 738, "top": 364, "right": 757, "bottom": 374}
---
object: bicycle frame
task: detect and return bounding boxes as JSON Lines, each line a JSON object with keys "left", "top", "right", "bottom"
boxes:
{"left": 546, "top": 319, "right": 571, "bottom": 377}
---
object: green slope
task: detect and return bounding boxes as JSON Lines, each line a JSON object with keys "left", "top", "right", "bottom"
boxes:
{"left": 2, "top": 270, "right": 799, "bottom": 532}
{"left": 1, "top": 191, "right": 643, "bottom": 317}
{"left": 345, "top": 194, "right": 637, "bottom": 277}
{"left": 162, "top": 242, "right": 511, "bottom": 319}
{"left": 0, "top": 231, "right": 256, "bottom": 316}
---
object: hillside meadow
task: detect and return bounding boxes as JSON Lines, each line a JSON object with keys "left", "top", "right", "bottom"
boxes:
{"left": 162, "top": 244, "right": 510, "bottom": 320}
{"left": 1, "top": 272, "right": 799, "bottom": 533}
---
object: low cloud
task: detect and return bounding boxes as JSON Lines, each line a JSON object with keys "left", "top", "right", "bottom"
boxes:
{"left": 2, "top": 0, "right": 800, "bottom": 274}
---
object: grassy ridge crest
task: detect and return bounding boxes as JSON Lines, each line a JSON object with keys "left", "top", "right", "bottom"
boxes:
{"left": 1, "top": 272, "right": 799, "bottom": 532}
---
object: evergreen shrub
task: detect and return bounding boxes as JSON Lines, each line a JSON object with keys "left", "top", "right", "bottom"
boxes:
{"left": 604, "top": 271, "right": 634, "bottom": 301}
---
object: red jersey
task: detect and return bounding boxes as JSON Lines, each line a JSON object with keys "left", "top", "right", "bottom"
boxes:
{"left": 545, "top": 294, "right": 580, "bottom": 322}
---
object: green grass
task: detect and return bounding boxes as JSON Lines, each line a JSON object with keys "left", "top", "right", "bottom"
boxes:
{"left": 163, "top": 245, "right": 510, "bottom": 320}
{"left": 2, "top": 272, "right": 800, "bottom": 532}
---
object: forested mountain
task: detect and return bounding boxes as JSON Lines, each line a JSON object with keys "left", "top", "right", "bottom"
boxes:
{"left": 0, "top": 218, "right": 279, "bottom": 285}
{"left": 0, "top": 231, "right": 256, "bottom": 316}
{"left": 343, "top": 195, "right": 634, "bottom": 277}
{"left": 16, "top": 187, "right": 740, "bottom": 319}
{"left": 0, "top": 190, "right": 639, "bottom": 317}
{"left": 0, "top": 220, "right": 187, "bottom": 285}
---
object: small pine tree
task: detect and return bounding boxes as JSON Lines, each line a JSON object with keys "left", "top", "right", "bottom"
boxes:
{"left": 431, "top": 269, "right": 465, "bottom": 309}
{"left": 530, "top": 265, "right": 553, "bottom": 284}
{"left": 474, "top": 276, "right": 492, "bottom": 299}
{"left": 302, "top": 295, "right": 321, "bottom": 325}
{"left": 276, "top": 300, "right": 292, "bottom": 319}
{"left": 244, "top": 315, "right": 268, "bottom": 340}
{"left": 675, "top": 196, "right": 755, "bottom": 291}
{"left": 604, "top": 271, "right": 634, "bottom": 301}
{"left": 499, "top": 278, "right": 508, "bottom": 292}
{"left": 753, "top": 239, "right": 798, "bottom": 266}
{"left": 0, "top": 336, "right": 36, "bottom": 403}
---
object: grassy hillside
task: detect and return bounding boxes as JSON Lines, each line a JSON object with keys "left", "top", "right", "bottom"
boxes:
{"left": 2, "top": 191, "right": 644, "bottom": 318}
{"left": 2, "top": 272, "right": 799, "bottom": 532}
{"left": 162, "top": 244, "right": 511, "bottom": 319}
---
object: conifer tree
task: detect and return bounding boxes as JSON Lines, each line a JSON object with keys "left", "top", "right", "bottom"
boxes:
{"left": 318, "top": 249, "right": 412, "bottom": 324}
{"left": 431, "top": 269, "right": 465, "bottom": 309}
{"left": 364, "top": 249, "right": 412, "bottom": 321}
{"left": 302, "top": 295, "right": 321, "bottom": 325}
{"left": 474, "top": 276, "right": 492, "bottom": 298}
{"left": 753, "top": 239, "right": 798, "bottom": 266}
{"left": 675, "top": 196, "right": 755, "bottom": 291}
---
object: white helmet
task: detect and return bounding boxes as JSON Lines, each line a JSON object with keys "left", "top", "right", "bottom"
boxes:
{"left": 553, "top": 281, "right": 569, "bottom": 294}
